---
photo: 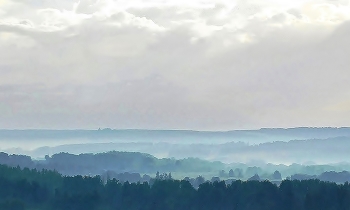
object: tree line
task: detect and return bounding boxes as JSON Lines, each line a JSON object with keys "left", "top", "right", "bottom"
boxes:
{"left": 1, "top": 164, "right": 350, "bottom": 210}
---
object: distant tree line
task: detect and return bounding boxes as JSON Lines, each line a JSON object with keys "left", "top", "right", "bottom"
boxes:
{"left": 0, "top": 151, "right": 225, "bottom": 176}
{"left": 3, "top": 151, "right": 350, "bottom": 185}
{"left": 2, "top": 164, "right": 350, "bottom": 210}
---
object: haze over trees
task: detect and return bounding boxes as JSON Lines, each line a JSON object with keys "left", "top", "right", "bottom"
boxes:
{"left": 2, "top": 151, "right": 350, "bottom": 185}
{"left": 3, "top": 128, "right": 350, "bottom": 164}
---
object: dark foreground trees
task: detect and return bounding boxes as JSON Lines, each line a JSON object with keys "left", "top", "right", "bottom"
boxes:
{"left": 1, "top": 164, "right": 350, "bottom": 210}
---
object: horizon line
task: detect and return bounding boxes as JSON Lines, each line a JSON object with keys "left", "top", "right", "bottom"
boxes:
{"left": 0, "top": 126, "right": 350, "bottom": 132}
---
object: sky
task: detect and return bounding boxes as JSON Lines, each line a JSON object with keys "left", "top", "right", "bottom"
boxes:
{"left": 0, "top": 0, "right": 350, "bottom": 130}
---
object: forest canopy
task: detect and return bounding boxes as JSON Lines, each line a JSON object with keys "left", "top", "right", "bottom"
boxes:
{"left": 1, "top": 164, "right": 350, "bottom": 210}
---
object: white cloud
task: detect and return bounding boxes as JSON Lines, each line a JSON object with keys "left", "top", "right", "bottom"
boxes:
{"left": 0, "top": 0, "right": 350, "bottom": 129}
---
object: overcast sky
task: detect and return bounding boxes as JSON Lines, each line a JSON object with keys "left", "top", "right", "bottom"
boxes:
{"left": 0, "top": 0, "right": 350, "bottom": 130}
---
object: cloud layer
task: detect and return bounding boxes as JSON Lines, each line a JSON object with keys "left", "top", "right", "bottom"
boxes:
{"left": 1, "top": 0, "right": 350, "bottom": 130}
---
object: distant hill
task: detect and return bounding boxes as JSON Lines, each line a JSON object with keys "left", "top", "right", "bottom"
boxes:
{"left": 3, "top": 127, "right": 350, "bottom": 175}
{"left": 15, "top": 136, "right": 350, "bottom": 165}
{"left": 2, "top": 127, "right": 350, "bottom": 144}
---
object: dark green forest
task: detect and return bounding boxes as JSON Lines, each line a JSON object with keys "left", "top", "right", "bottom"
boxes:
{"left": 1, "top": 164, "right": 350, "bottom": 210}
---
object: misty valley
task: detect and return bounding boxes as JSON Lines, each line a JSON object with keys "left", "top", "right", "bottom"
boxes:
{"left": 2, "top": 128, "right": 350, "bottom": 209}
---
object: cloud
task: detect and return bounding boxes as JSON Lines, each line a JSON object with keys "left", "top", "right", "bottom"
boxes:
{"left": 0, "top": 0, "right": 350, "bottom": 129}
